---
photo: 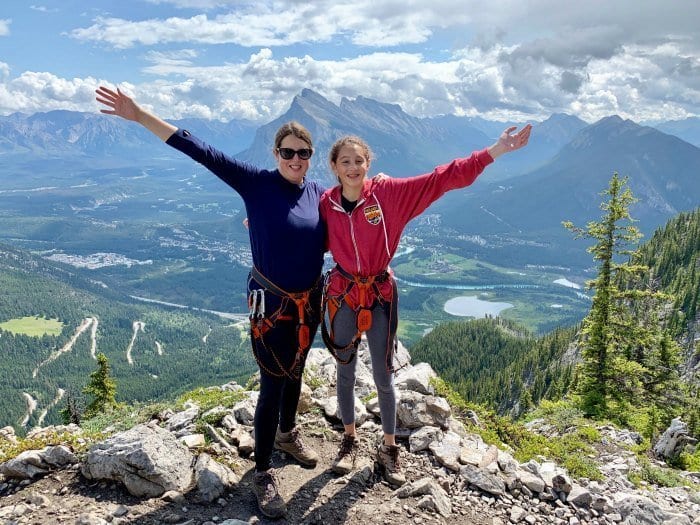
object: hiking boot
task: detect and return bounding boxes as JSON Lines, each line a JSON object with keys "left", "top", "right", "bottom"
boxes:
{"left": 332, "top": 433, "right": 359, "bottom": 475}
{"left": 252, "top": 469, "right": 287, "bottom": 519}
{"left": 274, "top": 427, "right": 318, "bottom": 467}
{"left": 376, "top": 443, "right": 406, "bottom": 486}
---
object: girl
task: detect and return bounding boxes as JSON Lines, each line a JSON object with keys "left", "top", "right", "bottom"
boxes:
{"left": 320, "top": 125, "right": 531, "bottom": 485}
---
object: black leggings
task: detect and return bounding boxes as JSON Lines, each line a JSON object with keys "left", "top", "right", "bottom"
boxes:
{"left": 254, "top": 366, "right": 303, "bottom": 471}
{"left": 250, "top": 287, "right": 321, "bottom": 471}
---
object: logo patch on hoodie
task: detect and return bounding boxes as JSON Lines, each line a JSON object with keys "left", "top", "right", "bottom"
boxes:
{"left": 363, "top": 204, "right": 382, "bottom": 225}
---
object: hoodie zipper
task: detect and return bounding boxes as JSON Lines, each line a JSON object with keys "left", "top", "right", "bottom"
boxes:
{"left": 330, "top": 193, "right": 364, "bottom": 275}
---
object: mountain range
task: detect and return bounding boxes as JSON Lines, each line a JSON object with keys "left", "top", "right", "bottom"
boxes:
{"left": 4, "top": 89, "right": 697, "bottom": 182}
{"left": 436, "top": 115, "right": 700, "bottom": 239}
{"left": 1, "top": 89, "right": 699, "bottom": 266}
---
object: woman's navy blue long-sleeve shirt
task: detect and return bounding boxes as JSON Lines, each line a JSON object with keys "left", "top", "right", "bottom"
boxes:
{"left": 166, "top": 129, "right": 326, "bottom": 293}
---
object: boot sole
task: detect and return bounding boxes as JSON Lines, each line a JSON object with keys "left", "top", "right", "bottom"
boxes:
{"left": 376, "top": 461, "right": 406, "bottom": 486}
{"left": 331, "top": 463, "right": 352, "bottom": 475}
{"left": 258, "top": 504, "right": 287, "bottom": 519}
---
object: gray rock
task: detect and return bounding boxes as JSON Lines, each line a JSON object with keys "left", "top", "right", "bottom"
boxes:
{"left": 194, "top": 453, "right": 238, "bottom": 502}
{"left": 459, "top": 463, "right": 506, "bottom": 497}
{"left": 614, "top": 494, "right": 690, "bottom": 525}
{"left": 409, "top": 426, "right": 443, "bottom": 453}
{"left": 81, "top": 422, "right": 194, "bottom": 497}
{"left": 0, "top": 445, "right": 78, "bottom": 479}
{"left": 518, "top": 469, "right": 546, "bottom": 494}
{"left": 165, "top": 406, "right": 200, "bottom": 434}
{"left": 233, "top": 393, "right": 258, "bottom": 425}
{"left": 552, "top": 474, "right": 572, "bottom": 494}
{"left": 567, "top": 483, "right": 592, "bottom": 507}
{"left": 397, "top": 390, "right": 450, "bottom": 429}
{"left": 395, "top": 362, "right": 437, "bottom": 394}
{"left": 653, "top": 418, "right": 697, "bottom": 460}
{"left": 429, "top": 431, "right": 462, "bottom": 471}
{"left": 395, "top": 477, "right": 452, "bottom": 517}
{"left": 0, "top": 426, "right": 18, "bottom": 444}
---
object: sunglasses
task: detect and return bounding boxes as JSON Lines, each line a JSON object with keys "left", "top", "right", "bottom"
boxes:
{"left": 277, "top": 147, "right": 313, "bottom": 160}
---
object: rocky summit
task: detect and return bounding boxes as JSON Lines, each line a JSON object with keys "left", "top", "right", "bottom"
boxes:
{"left": 1, "top": 343, "right": 699, "bottom": 525}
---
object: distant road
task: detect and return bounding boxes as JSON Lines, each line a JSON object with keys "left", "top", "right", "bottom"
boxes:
{"left": 130, "top": 295, "right": 248, "bottom": 321}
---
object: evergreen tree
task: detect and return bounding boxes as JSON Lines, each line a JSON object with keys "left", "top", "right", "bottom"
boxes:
{"left": 564, "top": 173, "right": 683, "bottom": 423}
{"left": 83, "top": 353, "right": 118, "bottom": 419}
{"left": 59, "top": 389, "right": 83, "bottom": 425}
{"left": 564, "top": 173, "right": 640, "bottom": 414}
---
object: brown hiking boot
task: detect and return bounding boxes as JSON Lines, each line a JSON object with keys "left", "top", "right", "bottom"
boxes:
{"left": 252, "top": 469, "right": 287, "bottom": 519}
{"left": 376, "top": 444, "right": 406, "bottom": 486}
{"left": 274, "top": 427, "right": 319, "bottom": 467}
{"left": 332, "top": 433, "right": 359, "bottom": 475}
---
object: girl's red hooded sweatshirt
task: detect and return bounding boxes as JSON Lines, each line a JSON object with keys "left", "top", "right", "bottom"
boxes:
{"left": 320, "top": 148, "right": 494, "bottom": 308}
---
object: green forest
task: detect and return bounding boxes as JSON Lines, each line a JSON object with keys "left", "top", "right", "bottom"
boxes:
{"left": 0, "top": 244, "right": 257, "bottom": 433}
{"left": 2, "top": 185, "right": 698, "bottom": 447}
{"left": 412, "top": 191, "right": 699, "bottom": 437}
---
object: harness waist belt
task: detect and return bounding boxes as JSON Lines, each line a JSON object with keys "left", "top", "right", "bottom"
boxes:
{"left": 334, "top": 264, "right": 390, "bottom": 284}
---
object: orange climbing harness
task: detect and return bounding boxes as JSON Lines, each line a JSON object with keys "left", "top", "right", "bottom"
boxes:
{"left": 249, "top": 267, "right": 320, "bottom": 379}
{"left": 321, "top": 264, "right": 398, "bottom": 370}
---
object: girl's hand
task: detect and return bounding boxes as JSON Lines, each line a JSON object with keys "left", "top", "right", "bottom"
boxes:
{"left": 488, "top": 124, "right": 532, "bottom": 159}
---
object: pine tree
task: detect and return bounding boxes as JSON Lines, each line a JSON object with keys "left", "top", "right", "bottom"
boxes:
{"left": 564, "top": 173, "right": 641, "bottom": 415}
{"left": 564, "top": 173, "right": 682, "bottom": 421}
{"left": 83, "top": 352, "right": 118, "bottom": 419}
{"left": 59, "top": 389, "right": 83, "bottom": 425}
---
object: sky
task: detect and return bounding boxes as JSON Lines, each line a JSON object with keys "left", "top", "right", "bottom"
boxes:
{"left": 1, "top": 0, "right": 699, "bottom": 125}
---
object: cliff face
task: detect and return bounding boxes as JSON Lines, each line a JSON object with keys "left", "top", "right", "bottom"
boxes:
{"left": 1, "top": 345, "right": 698, "bottom": 524}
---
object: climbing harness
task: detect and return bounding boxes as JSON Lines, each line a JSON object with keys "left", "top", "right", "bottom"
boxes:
{"left": 248, "top": 267, "right": 320, "bottom": 380}
{"left": 321, "top": 264, "right": 399, "bottom": 373}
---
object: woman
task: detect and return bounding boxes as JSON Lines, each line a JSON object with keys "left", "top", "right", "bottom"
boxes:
{"left": 95, "top": 86, "right": 325, "bottom": 519}
{"left": 320, "top": 125, "right": 531, "bottom": 485}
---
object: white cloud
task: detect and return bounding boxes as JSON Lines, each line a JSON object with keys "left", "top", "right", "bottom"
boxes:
{"left": 70, "top": 1, "right": 472, "bottom": 49}
{"left": 30, "top": 5, "right": 59, "bottom": 13}
{"left": 0, "top": 19, "right": 11, "bottom": 36}
{"left": 69, "top": 1, "right": 700, "bottom": 53}
{"left": 3, "top": 1, "right": 700, "bottom": 122}
{"left": 2, "top": 39, "right": 698, "bottom": 124}
{"left": 0, "top": 72, "right": 101, "bottom": 115}
{"left": 145, "top": 0, "right": 240, "bottom": 8}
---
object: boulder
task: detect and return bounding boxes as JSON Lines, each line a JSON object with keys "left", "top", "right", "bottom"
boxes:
{"left": 81, "top": 422, "right": 194, "bottom": 497}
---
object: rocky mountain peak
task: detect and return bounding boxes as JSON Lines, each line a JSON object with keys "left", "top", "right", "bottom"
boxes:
{"left": 1, "top": 345, "right": 697, "bottom": 524}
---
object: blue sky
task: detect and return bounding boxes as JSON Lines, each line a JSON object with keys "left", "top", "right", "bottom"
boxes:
{"left": 1, "top": 0, "right": 699, "bottom": 124}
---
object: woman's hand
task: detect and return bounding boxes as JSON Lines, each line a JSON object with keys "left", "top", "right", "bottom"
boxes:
{"left": 95, "top": 85, "right": 177, "bottom": 141}
{"left": 488, "top": 124, "right": 532, "bottom": 159}
{"left": 95, "top": 86, "right": 142, "bottom": 122}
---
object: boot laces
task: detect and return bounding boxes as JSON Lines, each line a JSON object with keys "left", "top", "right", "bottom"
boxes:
{"left": 288, "top": 428, "right": 307, "bottom": 451}
{"left": 256, "top": 470, "right": 278, "bottom": 498}
{"left": 338, "top": 434, "right": 356, "bottom": 458}
{"left": 385, "top": 445, "right": 401, "bottom": 471}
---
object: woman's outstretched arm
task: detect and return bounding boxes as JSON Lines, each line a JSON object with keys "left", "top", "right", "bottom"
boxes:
{"left": 95, "top": 85, "right": 177, "bottom": 142}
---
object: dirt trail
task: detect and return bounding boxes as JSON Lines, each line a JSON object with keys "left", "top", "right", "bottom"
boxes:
{"left": 125, "top": 321, "right": 145, "bottom": 365}
{"left": 18, "top": 392, "right": 37, "bottom": 428}
{"left": 89, "top": 317, "right": 99, "bottom": 359}
{"left": 36, "top": 388, "right": 65, "bottom": 427}
{"left": 33, "top": 317, "right": 96, "bottom": 378}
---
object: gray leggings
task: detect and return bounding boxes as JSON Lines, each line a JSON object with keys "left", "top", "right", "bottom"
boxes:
{"left": 332, "top": 301, "right": 396, "bottom": 435}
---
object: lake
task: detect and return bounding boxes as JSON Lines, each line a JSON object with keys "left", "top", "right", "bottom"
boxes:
{"left": 443, "top": 295, "right": 514, "bottom": 317}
